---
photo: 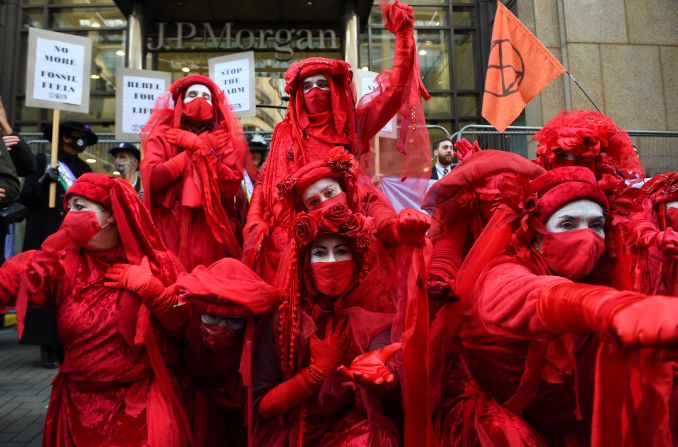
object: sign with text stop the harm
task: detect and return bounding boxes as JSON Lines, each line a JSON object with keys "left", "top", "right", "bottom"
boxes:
{"left": 209, "top": 51, "right": 256, "bottom": 118}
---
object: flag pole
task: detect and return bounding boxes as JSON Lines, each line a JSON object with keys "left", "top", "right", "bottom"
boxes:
{"left": 565, "top": 70, "right": 602, "bottom": 112}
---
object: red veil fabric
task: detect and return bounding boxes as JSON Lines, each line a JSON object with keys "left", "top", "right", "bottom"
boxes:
{"left": 533, "top": 109, "right": 645, "bottom": 180}
{"left": 0, "top": 174, "right": 191, "bottom": 447}
{"left": 141, "top": 74, "right": 250, "bottom": 270}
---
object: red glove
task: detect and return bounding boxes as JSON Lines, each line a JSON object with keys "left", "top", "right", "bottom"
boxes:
{"left": 166, "top": 128, "right": 206, "bottom": 153}
{"left": 382, "top": 0, "right": 415, "bottom": 34}
{"left": 395, "top": 208, "right": 431, "bottom": 245}
{"left": 105, "top": 257, "right": 186, "bottom": 332}
{"left": 338, "top": 342, "right": 401, "bottom": 389}
{"left": 258, "top": 317, "right": 350, "bottom": 418}
{"left": 611, "top": 296, "right": 678, "bottom": 347}
{"left": 453, "top": 138, "right": 481, "bottom": 162}
{"left": 309, "top": 317, "right": 350, "bottom": 378}
{"left": 200, "top": 128, "right": 231, "bottom": 151}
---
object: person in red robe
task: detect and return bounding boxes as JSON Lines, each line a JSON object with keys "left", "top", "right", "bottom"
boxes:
{"left": 253, "top": 204, "right": 403, "bottom": 446}
{"left": 141, "top": 74, "right": 250, "bottom": 271}
{"left": 0, "top": 173, "right": 192, "bottom": 446}
{"left": 243, "top": 0, "right": 423, "bottom": 282}
{"left": 437, "top": 166, "right": 678, "bottom": 446}
{"left": 105, "top": 256, "right": 281, "bottom": 447}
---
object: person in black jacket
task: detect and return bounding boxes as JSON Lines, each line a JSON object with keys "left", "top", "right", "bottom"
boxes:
{"left": 19, "top": 121, "right": 97, "bottom": 251}
{"left": 17, "top": 120, "right": 96, "bottom": 368}
{"left": 0, "top": 97, "right": 37, "bottom": 262}
{"left": 430, "top": 138, "right": 455, "bottom": 180}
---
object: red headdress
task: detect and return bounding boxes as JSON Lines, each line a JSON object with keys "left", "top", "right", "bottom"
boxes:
{"left": 534, "top": 109, "right": 644, "bottom": 179}
{"left": 276, "top": 146, "right": 360, "bottom": 213}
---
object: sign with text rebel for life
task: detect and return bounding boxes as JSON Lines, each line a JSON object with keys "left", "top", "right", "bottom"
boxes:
{"left": 25, "top": 28, "right": 92, "bottom": 113}
{"left": 115, "top": 69, "right": 172, "bottom": 140}
{"left": 209, "top": 51, "right": 256, "bottom": 118}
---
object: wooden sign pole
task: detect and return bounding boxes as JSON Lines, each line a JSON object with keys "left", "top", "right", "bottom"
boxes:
{"left": 374, "top": 136, "right": 381, "bottom": 176}
{"left": 48, "top": 109, "right": 60, "bottom": 208}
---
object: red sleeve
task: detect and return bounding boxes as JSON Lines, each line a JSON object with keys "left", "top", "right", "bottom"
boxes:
{"left": 429, "top": 212, "right": 470, "bottom": 284}
{"left": 0, "top": 251, "right": 36, "bottom": 306}
{"left": 149, "top": 151, "right": 190, "bottom": 196}
{"left": 473, "top": 262, "right": 570, "bottom": 340}
{"left": 356, "top": 26, "right": 415, "bottom": 147}
{"left": 141, "top": 131, "right": 187, "bottom": 209}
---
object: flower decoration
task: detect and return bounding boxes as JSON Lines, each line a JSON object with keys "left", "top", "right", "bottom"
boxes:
{"left": 327, "top": 147, "right": 358, "bottom": 176}
{"left": 276, "top": 176, "right": 298, "bottom": 199}
{"left": 292, "top": 204, "right": 374, "bottom": 251}
{"left": 293, "top": 213, "right": 318, "bottom": 245}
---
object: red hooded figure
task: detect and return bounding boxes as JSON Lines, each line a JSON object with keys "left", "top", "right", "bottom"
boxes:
{"left": 253, "top": 205, "right": 402, "bottom": 446}
{"left": 0, "top": 173, "right": 191, "bottom": 447}
{"left": 436, "top": 167, "right": 678, "bottom": 446}
{"left": 141, "top": 74, "right": 250, "bottom": 271}
{"left": 243, "top": 0, "right": 426, "bottom": 282}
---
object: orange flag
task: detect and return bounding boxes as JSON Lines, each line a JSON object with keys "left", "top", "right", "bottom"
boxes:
{"left": 482, "top": 1, "right": 565, "bottom": 132}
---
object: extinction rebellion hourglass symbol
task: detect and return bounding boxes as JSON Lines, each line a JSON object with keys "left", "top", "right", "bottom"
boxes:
{"left": 484, "top": 39, "right": 525, "bottom": 97}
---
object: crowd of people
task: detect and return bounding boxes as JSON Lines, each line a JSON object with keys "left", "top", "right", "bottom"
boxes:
{"left": 0, "top": 1, "right": 677, "bottom": 446}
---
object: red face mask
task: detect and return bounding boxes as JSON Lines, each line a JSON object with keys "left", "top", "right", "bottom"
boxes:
{"left": 313, "top": 192, "right": 347, "bottom": 211}
{"left": 61, "top": 211, "right": 102, "bottom": 248}
{"left": 304, "top": 88, "right": 331, "bottom": 114}
{"left": 666, "top": 207, "right": 678, "bottom": 229}
{"left": 201, "top": 323, "right": 245, "bottom": 353}
{"left": 541, "top": 229, "right": 605, "bottom": 280}
{"left": 310, "top": 259, "right": 356, "bottom": 296}
{"left": 183, "top": 97, "right": 213, "bottom": 122}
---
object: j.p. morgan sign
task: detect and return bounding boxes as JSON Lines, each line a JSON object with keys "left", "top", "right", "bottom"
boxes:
{"left": 147, "top": 22, "right": 340, "bottom": 60}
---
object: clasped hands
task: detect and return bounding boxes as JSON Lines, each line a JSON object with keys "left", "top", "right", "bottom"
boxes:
{"left": 166, "top": 128, "right": 231, "bottom": 155}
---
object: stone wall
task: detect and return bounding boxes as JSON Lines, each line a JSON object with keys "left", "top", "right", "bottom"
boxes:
{"left": 516, "top": 0, "right": 678, "bottom": 167}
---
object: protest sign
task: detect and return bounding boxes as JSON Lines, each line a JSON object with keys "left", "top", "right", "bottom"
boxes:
{"left": 115, "top": 68, "right": 172, "bottom": 140}
{"left": 209, "top": 51, "right": 256, "bottom": 118}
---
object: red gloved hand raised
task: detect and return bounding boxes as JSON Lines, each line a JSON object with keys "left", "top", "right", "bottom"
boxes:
{"left": 396, "top": 208, "right": 431, "bottom": 245}
{"left": 453, "top": 138, "right": 481, "bottom": 162}
{"left": 200, "top": 128, "right": 232, "bottom": 151}
{"left": 611, "top": 296, "right": 678, "bottom": 347}
{"left": 338, "top": 342, "right": 401, "bottom": 389}
{"left": 309, "top": 317, "right": 350, "bottom": 378}
{"left": 382, "top": 0, "right": 415, "bottom": 34}
{"left": 166, "top": 128, "right": 206, "bottom": 153}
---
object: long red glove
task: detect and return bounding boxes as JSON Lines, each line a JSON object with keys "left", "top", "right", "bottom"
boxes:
{"left": 258, "top": 317, "right": 349, "bottom": 417}
{"left": 537, "top": 282, "right": 678, "bottom": 347}
{"left": 105, "top": 257, "right": 187, "bottom": 333}
{"left": 337, "top": 342, "right": 401, "bottom": 389}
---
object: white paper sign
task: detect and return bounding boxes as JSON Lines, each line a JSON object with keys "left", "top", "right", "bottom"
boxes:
{"left": 25, "top": 28, "right": 92, "bottom": 113}
{"left": 354, "top": 69, "right": 397, "bottom": 138}
{"left": 209, "top": 51, "right": 256, "bottom": 118}
{"left": 115, "top": 69, "right": 172, "bottom": 140}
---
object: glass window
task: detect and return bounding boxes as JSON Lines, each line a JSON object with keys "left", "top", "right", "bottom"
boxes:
{"left": 423, "top": 94, "right": 453, "bottom": 117}
{"left": 50, "top": 7, "right": 126, "bottom": 29}
{"left": 452, "top": 9, "right": 474, "bottom": 27}
{"left": 454, "top": 32, "right": 476, "bottom": 90}
{"left": 416, "top": 29, "right": 450, "bottom": 90}
{"left": 413, "top": 7, "right": 449, "bottom": 27}
{"left": 24, "top": 0, "right": 115, "bottom": 4}
{"left": 22, "top": 9, "right": 46, "bottom": 28}
{"left": 60, "top": 96, "right": 116, "bottom": 122}
{"left": 457, "top": 95, "right": 478, "bottom": 117}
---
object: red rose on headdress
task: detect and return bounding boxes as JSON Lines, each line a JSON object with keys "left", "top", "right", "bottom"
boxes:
{"left": 322, "top": 203, "right": 351, "bottom": 231}
{"left": 517, "top": 193, "right": 539, "bottom": 235}
{"left": 276, "top": 176, "right": 297, "bottom": 199}
{"left": 294, "top": 213, "right": 318, "bottom": 245}
{"left": 556, "top": 127, "right": 604, "bottom": 158}
{"left": 327, "top": 147, "right": 358, "bottom": 176}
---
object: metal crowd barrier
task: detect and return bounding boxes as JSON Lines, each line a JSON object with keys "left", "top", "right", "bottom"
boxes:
{"left": 452, "top": 125, "right": 678, "bottom": 176}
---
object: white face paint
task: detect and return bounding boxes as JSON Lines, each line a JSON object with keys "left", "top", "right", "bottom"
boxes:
{"left": 301, "top": 178, "right": 342, "bottom": 210}
{"left": 666, "top": 200, "right": 678, "bottom": 210}
{"left": 309, "top": 234, "right": 354, "bottom": 263}
{"left": 302, "top": 74, "right": 329, "bottom": 94}
{"left": 184, "top": 84, "right": 212, "bottom": 105}
{"left": 545, "top": 199, "right": 605, "bottom": 239}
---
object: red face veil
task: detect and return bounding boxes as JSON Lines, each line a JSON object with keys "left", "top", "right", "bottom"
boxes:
{"left": 61, "top": 211, "right": 103, "bottom": 247}
{"left": 541, "top": 229, "right": 605, "bottom": 280}
{"left": 183, "top": 97, "right": 213, "bottom": 122}
{"left": 310, "top": 259, "right": 356, "bottom": 296}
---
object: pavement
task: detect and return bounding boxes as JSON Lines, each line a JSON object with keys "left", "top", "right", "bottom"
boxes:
{"left": 0, "top": 326, "right": 56, "bottom": 447}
